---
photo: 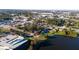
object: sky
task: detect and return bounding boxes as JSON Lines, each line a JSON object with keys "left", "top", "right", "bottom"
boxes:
{"left": 0, "top": 0, "right": 79, "bottom": 10}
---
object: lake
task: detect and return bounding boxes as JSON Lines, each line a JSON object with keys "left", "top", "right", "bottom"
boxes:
{"left": 33, "top": 35, "right": 79, "bottom": 50}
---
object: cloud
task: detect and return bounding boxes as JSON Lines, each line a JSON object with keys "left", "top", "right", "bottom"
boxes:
{"left": 0, "top": 0, "right": 78, "bottom": 10}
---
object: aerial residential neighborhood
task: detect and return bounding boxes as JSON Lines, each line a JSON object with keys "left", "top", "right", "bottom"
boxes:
{"left": 0, "top": 9, "right": 79, "bottom": 50}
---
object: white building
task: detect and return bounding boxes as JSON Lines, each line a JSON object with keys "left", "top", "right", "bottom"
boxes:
{"left": 0, "top": 34, "right": 27, "bottom": 50}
